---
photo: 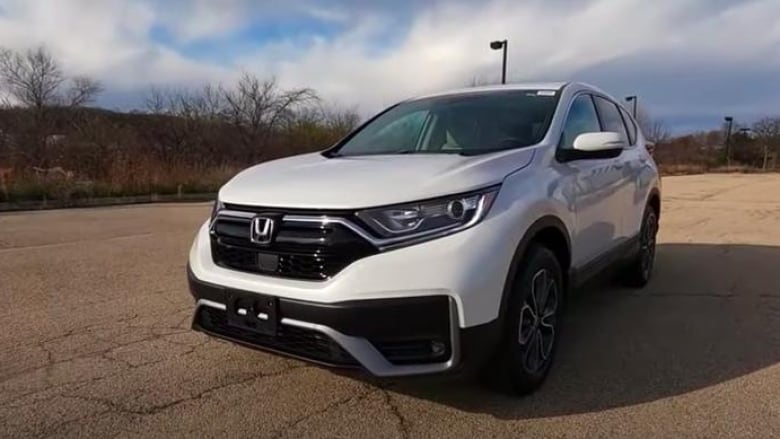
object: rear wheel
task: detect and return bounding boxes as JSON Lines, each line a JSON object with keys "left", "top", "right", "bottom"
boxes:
{"left": 492, "top": 245, "right": 564, "bottom": 395}
{"left": 622, "top": 206, "right": 658, "bottom": 287}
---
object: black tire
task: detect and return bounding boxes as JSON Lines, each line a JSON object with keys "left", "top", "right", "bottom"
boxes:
{"left": 493, "top": 245, "right": 564, "bottom": 395}
{"left": 621, "top": 206, "right": 659, "bottom": 288}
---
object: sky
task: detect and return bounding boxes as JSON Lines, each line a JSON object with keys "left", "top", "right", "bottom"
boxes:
{"left": 0, "top": 0, "right": 778, "bottom": 133}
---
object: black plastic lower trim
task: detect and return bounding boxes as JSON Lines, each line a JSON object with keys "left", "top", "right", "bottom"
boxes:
{"left": 458, "top": 317, "right": 503, "bottom": 374}
{"left": 188, "top": 266, "right": 455, "bottom": 368}
{"left": 188, "top": 266, "right": 450, "bottom": 340}
{"left": 193, "top": 305, "right": 360, "bottom": 368}
{"left": 569, "top": 234, "right": 640, "bottom": 288}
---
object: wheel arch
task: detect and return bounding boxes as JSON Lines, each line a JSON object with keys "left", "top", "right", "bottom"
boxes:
{"left": 498, "top": 216, "right": 572, "bottom": 322}
{"left": 647, "top": 187, "right": 661, "bottom": 219}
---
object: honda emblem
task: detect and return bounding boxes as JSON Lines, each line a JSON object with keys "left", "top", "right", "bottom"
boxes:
{"left": 250, "top": 216, "right": 275, "bottom": 244}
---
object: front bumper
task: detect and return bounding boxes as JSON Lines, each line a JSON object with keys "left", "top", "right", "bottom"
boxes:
{"left": 189, "top": 267, "right": 500, "bottom": 377}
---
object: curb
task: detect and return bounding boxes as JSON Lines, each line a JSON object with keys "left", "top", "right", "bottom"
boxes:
{"left": 0, "top": 193, "right": 217, "bottom": 212}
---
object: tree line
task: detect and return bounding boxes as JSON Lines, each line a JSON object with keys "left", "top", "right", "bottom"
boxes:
{"left": 0, "top": 46, "right": 358, "bottom": 202}
{"left": 653, "top": 118, "right": 780, "bottom": 174}
{"left": 0, "top": 45, "right": 779, "bottom": 204}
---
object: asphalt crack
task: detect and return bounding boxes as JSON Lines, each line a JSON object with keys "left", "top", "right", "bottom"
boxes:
{"left": 33, "top": 407, "right": 114, "bottom": 439}
{"left": 380, "top": 387, "right": 411, "bottom": 439}
{"left": 271, "top": 382, "right": 377, "bottom": 439}
{"left": 2, "top": 312, "right": 199, "bottom": 385}
{"left": 62, "top": 363, "right": 312, "bottom": 417}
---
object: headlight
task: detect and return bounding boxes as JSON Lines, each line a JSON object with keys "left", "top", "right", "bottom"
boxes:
{"left": 356, "top": 186, "right": 499, "bottom": 244}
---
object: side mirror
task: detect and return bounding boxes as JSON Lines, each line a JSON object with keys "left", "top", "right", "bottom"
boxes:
{"left": 557, "top": 132, "right": 626, "bottom": 162}
{"left": 573, "top": 132, "right": 627, "bottom": 152}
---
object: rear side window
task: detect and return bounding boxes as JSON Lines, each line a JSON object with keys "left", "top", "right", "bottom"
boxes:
{"left": 618, "top": 106, "right": 638, "bottom": 145}
{"left": 593, "top": 96, "right": 629, "bottom": 145}
{"left": 560, "top": 95, "right": 601, "bottom": 149}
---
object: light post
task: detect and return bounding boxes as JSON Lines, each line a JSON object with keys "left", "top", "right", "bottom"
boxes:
{"left": 490, "top": 40, "right": 508, "bottom": 84}
{"left": 625, "top": 96, "right": 638, "bottom": 118}
{"left": 724, "top": 116, "right": 734, "bottom": 167}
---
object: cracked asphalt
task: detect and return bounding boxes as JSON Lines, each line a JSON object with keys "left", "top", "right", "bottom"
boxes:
{"left": 2, "top": 173, "right": 780, "bottom": 438}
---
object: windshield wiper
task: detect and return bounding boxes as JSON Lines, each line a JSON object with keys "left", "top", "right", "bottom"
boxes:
{"left": 458, "top": 147, "right": 516, "bottom": 157}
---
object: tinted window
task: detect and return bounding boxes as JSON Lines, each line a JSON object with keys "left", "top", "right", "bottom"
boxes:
{"left": 560, "top": 95, "right": 601, "bottom": 149}
{"left": 331, "top": 90, "right": 560, "bottom": 156}
{"left": 618, "top": 106, "right": 638, "bottom": 145}
{"left": 594, "top": 96, "right": 629, "bottom": 144}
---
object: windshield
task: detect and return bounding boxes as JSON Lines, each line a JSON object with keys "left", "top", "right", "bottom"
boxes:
{"left": 329, "top": 90, "right": 560, "bottom": 157}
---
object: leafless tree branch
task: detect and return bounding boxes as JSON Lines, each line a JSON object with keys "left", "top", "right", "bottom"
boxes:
{"left": 67, "top": 76, "right": 103, "bottom": 107}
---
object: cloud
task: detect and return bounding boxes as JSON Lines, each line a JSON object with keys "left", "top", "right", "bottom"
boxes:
{"left": 0, "top": 0, "right": 777, "bottom": 131}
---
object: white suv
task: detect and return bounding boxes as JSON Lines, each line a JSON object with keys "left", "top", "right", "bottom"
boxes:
{"left": 188, "top": 82, "right": 660, "bottom": 394}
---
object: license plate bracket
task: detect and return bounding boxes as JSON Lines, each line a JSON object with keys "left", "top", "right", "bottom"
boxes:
{"left": 226, "top": 291, "right": 279, "bottom": 336}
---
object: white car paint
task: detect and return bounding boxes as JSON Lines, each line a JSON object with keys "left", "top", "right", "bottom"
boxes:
{"left": 190, "top": 81, "right": 660, "bottom": 329}
{"left": 218, "top": 148, "right": 535, "bottom": 209}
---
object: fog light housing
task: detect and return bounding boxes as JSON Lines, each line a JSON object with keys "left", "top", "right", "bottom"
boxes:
{"left": 431, "top": 340, "right": 447, "bottom": 356}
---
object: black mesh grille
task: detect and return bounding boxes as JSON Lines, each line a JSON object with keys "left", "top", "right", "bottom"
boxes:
{"left": 195, "top": 306, "right": 358, "bottom": 367}
{"left": 210, "top": 207, "right": 378, "bottom": 281}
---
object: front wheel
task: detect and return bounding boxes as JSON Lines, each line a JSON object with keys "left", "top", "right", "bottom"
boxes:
{"left": 492, "top": 245, "right": 564, "bottom": 395}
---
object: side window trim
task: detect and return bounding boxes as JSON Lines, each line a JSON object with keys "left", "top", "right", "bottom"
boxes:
{"left": 617, "top": 105, "right": 638, "bottom": 146}
{"left": 590, "top": 94, "right": 606, "bottom": 131}
{"left": 557, "top": 92, "right": 600, "bottom": 148}
{"left": 592, "top": 94, "right": 630, "bottom": 145}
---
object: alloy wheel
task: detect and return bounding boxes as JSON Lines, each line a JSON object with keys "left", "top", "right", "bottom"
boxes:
{"left": 640, "top": 211, "right": 658, "bottom": 279}
{"left": 517, "top": 269, "right": 558, "bottom": 374}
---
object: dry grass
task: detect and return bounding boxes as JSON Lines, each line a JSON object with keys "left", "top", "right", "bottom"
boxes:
{"left": 3, "top": 163, "right": 240, "bottom": 202}
{"left": 659, "top": 163, "right": 776, "bottom": 176}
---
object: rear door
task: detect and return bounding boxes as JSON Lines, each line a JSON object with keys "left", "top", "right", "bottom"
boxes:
{"left": 617, "top": 104, "right": 649, "bottom": 239}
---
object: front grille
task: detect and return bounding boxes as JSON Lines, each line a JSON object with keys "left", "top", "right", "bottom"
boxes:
{"left": 195, "top": 306, "right": 358, "bottom": 366}
{"left": 210, "top": 206, "right": 378, "bottom": 281}
{"left": 213, "top": 245, "right": 353, "bottom": 281}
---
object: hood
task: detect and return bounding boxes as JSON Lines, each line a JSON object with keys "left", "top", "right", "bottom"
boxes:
{"left": 219, "top": 148, "right": 536, "bottom": 209}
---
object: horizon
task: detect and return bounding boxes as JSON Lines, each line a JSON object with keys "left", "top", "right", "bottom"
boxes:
{"left": 1, "top": 0, "right": 779, "bottom": 134}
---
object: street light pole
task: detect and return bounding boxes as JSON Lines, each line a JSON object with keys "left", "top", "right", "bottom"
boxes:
{"left": 625, "top": 96, "right": 638, "bottom": 118}
{"left": 724, "top": 116, "right": 734, "bottom": 167}
{"left": 490, "top": 40, "right": 508, "bottom": 84}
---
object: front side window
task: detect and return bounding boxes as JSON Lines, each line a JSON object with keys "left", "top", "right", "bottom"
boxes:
{"left": 594, "top": 96, "right": 629, "bottom": 144}
{"left": 329, "top": 90, "right": 561, "bottom": 157}
{"left": 560, "top": 94, "right": 601, "bottom": 149}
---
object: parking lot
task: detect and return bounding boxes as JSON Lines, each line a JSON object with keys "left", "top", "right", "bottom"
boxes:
{"left": 1, "top": 173, "right": 779, "bottom": 438}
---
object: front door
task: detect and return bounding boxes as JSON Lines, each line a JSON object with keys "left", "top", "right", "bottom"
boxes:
{"left": 557, "top": 94, "right": 625, "bottom": 268}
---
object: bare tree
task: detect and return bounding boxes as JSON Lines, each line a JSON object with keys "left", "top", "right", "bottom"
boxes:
{"left": 752, "top": 117, "right": 780, "bottom": 170}
{"left": 66, "top": 76, "right": 103, "bottom": 107}
{"left": 636, "top": 109, "right": 671, "bottom": 144}
{"left": 144, "top": 87, "right": 167, "bottom": 114}
{"left": 221, "top": 73, "right": 317, "bottom": 159}
{"left": 321, "top": 105, "right": 360, "bottom": 133}
{"left": 0, "top": 46, "right": 64, "bottom": 110}
{"left": 0, "top": 46, "right": 102, "bottom": 110}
